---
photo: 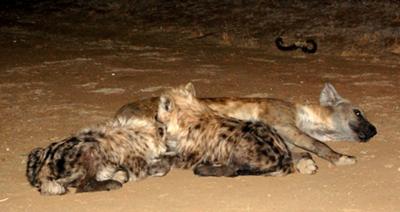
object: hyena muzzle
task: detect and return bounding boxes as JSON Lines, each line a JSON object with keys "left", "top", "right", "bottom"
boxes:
{"left": 26, "top": 118, "right": 173, "bottom": 195}
{"left": 156, "top": 83, "right": 317, "bottom": 177}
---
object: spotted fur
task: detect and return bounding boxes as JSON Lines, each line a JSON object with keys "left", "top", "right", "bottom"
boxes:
{"left": 26, "top": 117, "right": 172, "bottom": 195}
{"left": 156, "top": 83, "right": 312, "bottom": 177}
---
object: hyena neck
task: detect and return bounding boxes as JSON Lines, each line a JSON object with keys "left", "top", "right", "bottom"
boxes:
{"left": 174, "top": 108, "right": 215, "bottom": 148}
{"left": 175, "top": 99, "right": 214, "bottom": 127}
{"left": 295, "top": 104, "right": 339, "bottom": 142}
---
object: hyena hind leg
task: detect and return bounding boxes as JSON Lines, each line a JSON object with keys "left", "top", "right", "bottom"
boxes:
{"left": 193, "top": 162, "right": 238, "bottom": 177}
{"left": 76, "top": 178, "right": 123, "bottom": 193}
{"left": 291, "top": 152, "right": 318, "bottom": 175}
{"left": 39, "top": 167, "right": 87, "bottom": 195}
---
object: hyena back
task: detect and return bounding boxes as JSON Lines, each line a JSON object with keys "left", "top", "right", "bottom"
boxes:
{"left": 116, "top": 83, "right": 377, "bottom": 166}
{"left": 26, "top": 117, "right": 172, "bottom": 195}
{"left": 156, "top": 83, "right": 316, "bottom": 177}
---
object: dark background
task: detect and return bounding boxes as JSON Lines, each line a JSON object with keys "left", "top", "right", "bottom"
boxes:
{"left": 2, "top": 0, "right": 400, "bottom": 57}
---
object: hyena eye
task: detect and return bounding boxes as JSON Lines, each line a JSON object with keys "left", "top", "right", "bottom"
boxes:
{"left": 353, "top": 109, "right": 362, "bottom": 117}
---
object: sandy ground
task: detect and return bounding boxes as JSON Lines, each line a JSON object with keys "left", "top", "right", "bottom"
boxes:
{"left": 0, "top": 23, "right": 400, "bottom": 211}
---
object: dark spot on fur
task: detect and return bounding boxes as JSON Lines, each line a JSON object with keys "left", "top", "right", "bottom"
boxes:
{"left": 84, "top": 137, "right": 98, "bottom": 143}
{"left": 219, "top": 134, "right": 228, "bottom": 140}
{"left": 268, "top": 155, "right": 277, "bottom": 163}
{"left": 242, "top": 124, "right": 252, "bottom": 133}
{"left": 260, "top": 148, "right": 271, "bottom": 156}
{"left": 84, "top": 131, "right": 93, "bottom": 136}
{"left": 194, "top": 124, "right": 201, "bottom": 130}
{"left": 98, "top": 132, "right": 106, "bottom": 138}
{"left": 56, "top": 158, "right": 66, "bottom": 174}
{"left": 272, "top": 146, "right": 281, "bottom": 154}
{"left": 220, "top": 122, "right": 237, "bottom": 131}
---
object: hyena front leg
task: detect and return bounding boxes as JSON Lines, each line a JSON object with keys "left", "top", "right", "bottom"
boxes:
{"left": 275, "top": 126, "right": 356, "bottom": 166}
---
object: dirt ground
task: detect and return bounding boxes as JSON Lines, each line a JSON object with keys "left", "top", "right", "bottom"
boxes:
{"left": 1, "top": 1, "right": 400, "bottom": 211}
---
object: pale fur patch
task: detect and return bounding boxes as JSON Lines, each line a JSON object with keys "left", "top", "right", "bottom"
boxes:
{"left": 296, "top": 105, "right": 336, "bottom": 142}
{"left": 224, "top": 102, "right": 260, "bottom": 121}
{"left": 296, "top": 158, "right": 318, "bottom": 175}
{"left": 334, "top": 155, "right": 357, "bottom": 166}
{"left": 96, "top": 166, "right": 116, "bottom": 181}
{"left": 40, "top": 181, "right": 66, "bottom": 195}
{"left": 112, "top": 170, "right": 129, "bottom": 183}
{"left": 112, "top": 117, "right": 154, "bottom": 129}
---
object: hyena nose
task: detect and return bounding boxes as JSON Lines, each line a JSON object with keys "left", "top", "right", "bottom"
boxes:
{"left": 360, "top": 124, "right": 377, "bottom": 142}
{"left": 367, "top": 125, "right": 377, "bottom": 138}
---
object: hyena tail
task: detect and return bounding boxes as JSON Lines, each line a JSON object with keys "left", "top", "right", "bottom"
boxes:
{"left": 26, "top": 147, "right": 45, "bottom": 187}
{"left": 193, "top": 157, "right": 295, "bottom": 177}
{"left": 236, "top": 156, "right": 295, "bottom": 177}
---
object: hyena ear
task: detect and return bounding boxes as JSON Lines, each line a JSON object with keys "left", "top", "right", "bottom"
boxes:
{"left": 319, "top": 83, "right": 344, "bottom": 106}
{"left": 160, "top": 95, "right": 174, "bottom": 112}
{"left": 184, "top": 82, "right": 196, "bottom": 97}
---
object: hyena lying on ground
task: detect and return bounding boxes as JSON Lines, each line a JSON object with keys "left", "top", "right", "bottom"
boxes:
{"left": 116, "top": 83, "right": 377, "bottom": 166}
{"left": 26, "top": 117, "right": 172, "bottom": 195}
{"left": 156, "top": 83, "right": 317, "bottom": 177}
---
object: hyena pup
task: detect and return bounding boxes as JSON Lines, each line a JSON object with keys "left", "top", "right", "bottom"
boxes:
{"left": 26, "top": 117, "right": 173, "bottom": 195}
{"left": 156, "top": 83, "right": 317, "bottom": 177}
{"left": 116, "top": 83, "right": 377, "bottom": 166}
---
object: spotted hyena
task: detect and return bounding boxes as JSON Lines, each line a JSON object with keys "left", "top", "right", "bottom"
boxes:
{"left": 156, "top": 83, "right": 317, "bottom": 177}
{"left": 26, "top": 117, "right": 173, "bottom": 195}
{"left": 116, "top": 83, "right": 377, "bottom": 166}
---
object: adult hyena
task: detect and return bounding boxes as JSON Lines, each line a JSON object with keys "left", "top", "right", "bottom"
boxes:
{"left": 156, "top": 83, "right": 317, "bottom": 177}
{"left": 116, "top": 83, "right": 377, "bottom": 166}
{"left": 26, "top": 117, "right": 173, "bottom": 195}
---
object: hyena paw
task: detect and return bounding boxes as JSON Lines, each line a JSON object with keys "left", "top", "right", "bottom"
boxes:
{"left": 296, "top": 158, "right": 318, "bottom": 175}
{"left": 104, "top": 180, "right": 123, "bottom": 191}
{"left": 334, "top": 155, "right": 357, "bottom": 166}
{"left": 40, "top": 181, "right": 67, "bottom": 195}
{"left": 112, "top": 169, "right": 130, "bottom": 183}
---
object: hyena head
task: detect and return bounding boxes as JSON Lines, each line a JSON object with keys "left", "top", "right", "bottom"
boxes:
{"left": 319, "top": 83, "right": 377, "bottom": 142}
{"left": 157, "top": 82, "right": 202, "bottom": 140}
{"left": 26, "top": 147, "right": 46, "bottom": 187}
